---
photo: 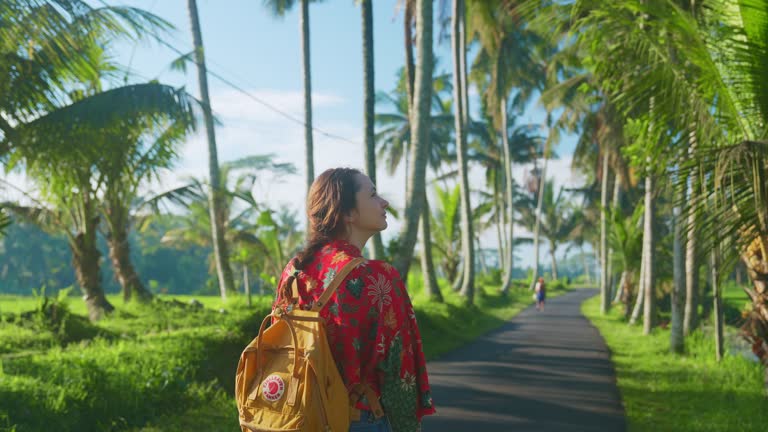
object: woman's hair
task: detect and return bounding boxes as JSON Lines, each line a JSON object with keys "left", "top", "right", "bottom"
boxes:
{"left": 278, "top": 167, "right": 362, "bottom": 305}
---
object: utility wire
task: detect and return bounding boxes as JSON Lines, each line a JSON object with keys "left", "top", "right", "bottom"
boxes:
{"left": 98, "top": 0, "right": 362, "bottom": 147}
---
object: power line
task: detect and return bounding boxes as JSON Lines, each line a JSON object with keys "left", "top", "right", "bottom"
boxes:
{"left": 98, "top": 0, "right": 362, "bottom": 148}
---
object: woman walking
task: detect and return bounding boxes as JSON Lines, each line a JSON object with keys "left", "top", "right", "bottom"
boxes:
{"left": 272, "top": 168, "right": 435, "bottom": 431}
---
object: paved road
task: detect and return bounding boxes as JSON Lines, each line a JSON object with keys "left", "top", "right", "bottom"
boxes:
{"left": 422, "top": 289, "right": 626, "bottom": 432}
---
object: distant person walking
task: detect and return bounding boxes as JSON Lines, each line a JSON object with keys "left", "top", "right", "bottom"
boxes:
{"left": 534, "top": 277, "right": 546, "bottom": 311}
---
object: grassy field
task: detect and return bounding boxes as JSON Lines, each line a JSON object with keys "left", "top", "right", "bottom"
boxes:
{"left": 0, "top": 293, "right": 238, "bottom": 316}
{"left": 582, "top": 294, "right": 767, "bottom": 432}
{"left": 0, "top": 277, "right": 569, "bottom": 432}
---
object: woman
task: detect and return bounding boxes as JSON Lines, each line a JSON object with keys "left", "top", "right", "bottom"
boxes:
{"left": 535, "top": 277, "right": 546, "bottom": 311}
{"left": 272, "top": 168, "right": 435, "bottom": 432}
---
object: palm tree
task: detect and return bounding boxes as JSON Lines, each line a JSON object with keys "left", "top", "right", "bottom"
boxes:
{"left": 262, "top": 0, "right": 322, "bottom": 197}
{"left": 394, "top": 0, "right": 434, "bottom": 280}
{"left": 451, "top": 0, "right": 476, "bottom": 302}
{"left": 157, "top": 155, "right": 298, "bottom": 293}
{"left": 376, "top": 67, "right": 453, "bottom": 300}
{"left": 431, "top": 184, "right": 462, "bottom": 283}
{"left": 469, "top": 107, "right": 541, "bottom": 278}
{"left": 467, "top": 0, "right": 549, "bottom": 293}
{"left": 187, "top": 0, "right": 235, "bottom": 301}
{"left": 398, "top": 0, "right": 452, "bottom": 300}
{"left": 6, "top": 81, "right": 197, "bottom": 320}
{"left": 570, "top": 0, "right": 768, "bottom": 351}
{"left": 1, "top": 1, "right": 198, "bottom": 318}
{"left": 528, "top": 116, "right": 554, "bottom": 290}
{"left": 375, "top": 70, "right": 454, "bottom": 179}
{"left": 517, "top": 180, "right": 581, "bottom": 280}
{"left": 0, "top": 0, "right": 176, "bottom": 153}
{"left": 607, "top": 203, "right": 644, "bottom": 319}
{"left": 641, "top": 152, "right": 656, "bottom": 335}
{"left": 671, "top": 188, "right": 685, "bottom": 353}
{"left": 538, "top": 49, "right": 631, "bottom": 310}
{"left": 360, "top": 0, "right": 385, "bottom": 260}
{"left": 101, "top": 116, "right": 195, "bottom": 303}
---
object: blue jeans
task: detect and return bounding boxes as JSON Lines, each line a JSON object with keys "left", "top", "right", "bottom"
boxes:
{"left": 349, "top": 411, "right": 392, "bottom": 432}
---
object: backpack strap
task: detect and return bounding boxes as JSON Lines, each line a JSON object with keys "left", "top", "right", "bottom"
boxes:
{"left": 290, "top": 276, "right": 300, "bottom": 305}
{"left": 311, "top": 257, "right": 365, "bottom": 312}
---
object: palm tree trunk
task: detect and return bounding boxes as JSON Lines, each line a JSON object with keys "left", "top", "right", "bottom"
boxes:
{"left": 550, "top": 246, "right": 559, "bottom": 281}
{"left": 630, "top": 247, "right": 646, "bottom": 325}
{"left": 671, "top": 204, "right": 685, "bottom": 353}
{"left": 187, "top": 0, "right": 234, "bottom": 301}
{"left": 452, "top": 0, "right": 474, "bottom": 303}
{"left": 452, "top": 261, "right": 463, "bottom": 291}
{"left": 420, "top": 192, "right": 443, "bottom": 302}
{"left": 531, "top": 141, "right": 551, "bottom": 290}
{"left": 500, "top": 98, "right": 515, "bottom": 294}
{"left": 607, "top": 176, "right": 622, "bottom": 301}
{"left": 107, "top": 223, "right": 152, "bottom": 303}
{"left": 711, "top": 247, "right": 724, "bottom": 361}
{"left": 71, "top": 215, "right": 113, "bottom": 321}
{"left": 614, "top": 271, "right": 627, "bottom": 304}
{"left": 684, "top": 197, "right": 699, "bottom": 335}
{"left": 105, "top": 198, "right": 152, "bottom": 303}
{"left": 495, "top": 180, "right": 505, "bottom": 270}
{"left": 404, "top": 0, "right": 415, "bottom": 110}
{"left": 600, "top": 152, "right": 610, "bottom": 313}
{"left": 403, "top": 0, "right": 415, "bottom": 210}
{"left": 361, "top": 0, "right": 385, "bottom": 260}
{"left": 394, "top": 0, "right": 432, "bottom": 280}
{"left": 300, "top": 0, "right": 315, "bottom": 196}
{"left": 642, "top": 163, "right": 655, "bottom": 335}
{"left": 684, "top": 121, "right": 700, "bottom": 335}
{"left": 459, "top": 2, "right": 469, "bottom": 132}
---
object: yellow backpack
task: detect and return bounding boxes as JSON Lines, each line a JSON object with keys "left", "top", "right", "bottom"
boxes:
{"left": 235, "top": 257, "right": 383, "bottom": 432}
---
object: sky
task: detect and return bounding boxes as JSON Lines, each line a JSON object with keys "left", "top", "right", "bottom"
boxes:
{"left": 4, "top": 0, "right": 589, "bottom": 269}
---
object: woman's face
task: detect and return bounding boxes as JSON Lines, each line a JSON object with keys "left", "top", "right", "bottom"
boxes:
{"left": 347, "top": 173, "right": 389, "bottom": 234}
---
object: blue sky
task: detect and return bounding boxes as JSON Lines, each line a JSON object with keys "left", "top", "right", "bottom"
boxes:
{"left": 24, "top": 0, "right": 587, "bottom": 268}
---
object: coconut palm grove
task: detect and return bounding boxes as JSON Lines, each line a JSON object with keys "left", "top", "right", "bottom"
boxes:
{"left": 1, "top": 0, "right": 767, "bottom": 431}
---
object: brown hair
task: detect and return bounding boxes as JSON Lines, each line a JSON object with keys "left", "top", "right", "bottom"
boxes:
{"left": 278, "top": 167, "right": 362, "bottom": 306}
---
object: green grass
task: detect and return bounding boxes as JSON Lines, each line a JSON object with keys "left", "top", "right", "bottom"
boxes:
{"left": 0, "top": 293, "right": 240, "bottom": 316}
{"left": 0, "top": 279, "right": 566, "bottom": 431}
{"left": 582, "top": 295, "right": 768, "bottom": 432}
{"left": 721, "top": 281, "right": 753, "bottom": 326}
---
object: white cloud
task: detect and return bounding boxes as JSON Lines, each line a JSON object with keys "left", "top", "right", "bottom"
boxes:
{"left": 150, "top": 88, "right": 408, "bottom": 241}
{"left": 211, "top": 88, "right": 345, "bottom": 122}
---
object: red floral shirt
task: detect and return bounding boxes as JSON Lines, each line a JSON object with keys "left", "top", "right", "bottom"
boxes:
{"left": 272, "top": 240, "right": 435, "bottom": 430}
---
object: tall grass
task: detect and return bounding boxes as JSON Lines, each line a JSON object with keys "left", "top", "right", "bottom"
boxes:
{"left": 582, "top": 296, "right": 767, "bottom": 432}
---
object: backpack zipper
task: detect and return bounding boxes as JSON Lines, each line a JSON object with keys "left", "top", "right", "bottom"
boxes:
{"left": 311, "top": 374, "right": 331, "bottom": 432}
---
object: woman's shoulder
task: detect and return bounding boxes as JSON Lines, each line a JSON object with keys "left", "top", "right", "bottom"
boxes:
{"left": 348, "top": 259, "right": 404, "bottom": 284}
{"left": 361, "top": 259, "right": 398, "bottom": 275}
